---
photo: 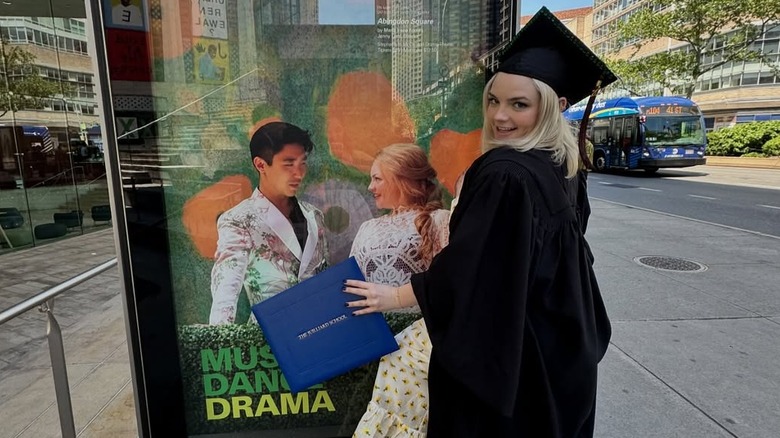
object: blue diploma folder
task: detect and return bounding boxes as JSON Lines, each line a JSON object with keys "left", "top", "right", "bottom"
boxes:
{"left": 251, "top": 257, "right": 399, "bottom": 393}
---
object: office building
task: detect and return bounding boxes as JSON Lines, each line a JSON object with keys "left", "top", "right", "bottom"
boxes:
{"left": 391, "top": 0, "right": 519, "bottom": 101}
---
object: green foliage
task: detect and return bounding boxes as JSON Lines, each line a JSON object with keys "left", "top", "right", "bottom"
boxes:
{"left": 609, "top": 0, "right": 780, "bottom": 98}
{"left": 762, "top": 135, "right": 780, "bottom": 156}
{"left": 178, "top": 313, "right": 419, "bottom": 434}
{"left": 434, "top": 70, "right": 484, "bottom": 134}
{"left": 706, "top": 121, "right": 780, "bottom": 155}
{"left": 0, "top": 39, "right": 66, "bottom": 117}
{"left": 407, "top": 95, "right": 440, "bottom": 142}
{"left": 251, "top": 104, "right": 280, "bottom": 124}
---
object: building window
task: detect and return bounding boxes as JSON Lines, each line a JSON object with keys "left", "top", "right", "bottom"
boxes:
{"left": 741, "top": 73, "right": 759, "bottom": 85}
{"left": 759, "top": 73, "right": 776, "bottom": 84}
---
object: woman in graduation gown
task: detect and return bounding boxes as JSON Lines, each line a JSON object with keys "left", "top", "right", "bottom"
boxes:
{"left": 345, "top": 7, "right": 613, "bottom": 437}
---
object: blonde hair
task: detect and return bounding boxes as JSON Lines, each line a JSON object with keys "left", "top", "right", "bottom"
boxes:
{"left": 374, "top": 144, "right": 444, "bottom": 262}
{"left": 481, "top": 74, "right": 579, "bottom": 178}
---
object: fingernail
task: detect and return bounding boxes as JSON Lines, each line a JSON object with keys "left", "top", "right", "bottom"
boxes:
{"left": 344, "top": 303, "right": 350, "bottom": 307}
{"left": 342, "top": 287, "right": 347, "bottom": 292}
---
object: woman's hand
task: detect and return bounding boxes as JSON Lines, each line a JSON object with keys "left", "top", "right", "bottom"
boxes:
{"left": 344, "top": 280, "right": 400, "bottom": 315}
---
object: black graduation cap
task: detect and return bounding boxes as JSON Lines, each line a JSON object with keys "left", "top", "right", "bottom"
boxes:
{"left": 490, "top": 7, "right": 617, "bottom": 168}
{"left": 492, "top": 6, "right": 617, "bottom": 106}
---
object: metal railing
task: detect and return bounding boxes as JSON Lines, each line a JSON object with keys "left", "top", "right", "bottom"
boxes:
{"left": 0, "top": 258, "right": 118, "bottom": 438}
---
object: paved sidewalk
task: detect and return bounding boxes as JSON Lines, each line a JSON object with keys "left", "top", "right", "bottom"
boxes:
{"left": 661, "top": 164, "right": 780, "bottom": 191}
{"left": 0, "top": 229, "right": 137, "bottom": 437}
{"left": 705, "top": 156, "right": 780, "bottom": 169}
{"left": 0, "top": 164, "right": 778, "bottom": 437}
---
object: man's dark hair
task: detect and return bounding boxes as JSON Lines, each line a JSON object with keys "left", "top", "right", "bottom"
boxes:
{"left": 249, "top": 122, "right": 314, "bottom": 164}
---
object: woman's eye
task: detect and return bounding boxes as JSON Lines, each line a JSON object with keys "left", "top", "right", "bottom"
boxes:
{"left": 488, "top": 97, "right": 498, "bottom": 105}
{"left": 513, "top": 102, "right": 526, "bottom": 109}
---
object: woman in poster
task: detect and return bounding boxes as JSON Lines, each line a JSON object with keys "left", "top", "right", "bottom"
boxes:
{"left": 344, "top": 8, "right": 613, "bottom": 437}
{"left": 349, "top": 143, "right": 449, "bottom": 437}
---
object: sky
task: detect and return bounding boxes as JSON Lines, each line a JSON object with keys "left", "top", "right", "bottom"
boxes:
{"left": 521, "top": 0, "right": 594, "bottom": 17}
{"left": 319, "top": 0, "right": 374, "bottom": 25}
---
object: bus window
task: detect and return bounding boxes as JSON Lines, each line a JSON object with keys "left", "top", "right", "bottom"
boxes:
{"left": 644, "top": 116, "right": 705, "bottom": 145}
{"left": 594, "top": 127, "right": 609, "bottom": 145}
{"left": 612, "top": 118, "right": 624, "bottom": 145}
{"left": 624, "top": 118, "right": 636, "bottom": 146}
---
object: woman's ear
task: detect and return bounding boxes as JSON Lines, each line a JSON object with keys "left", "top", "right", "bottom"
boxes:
{"left": 558, "top": 97, "right": 569, "bottom": 112}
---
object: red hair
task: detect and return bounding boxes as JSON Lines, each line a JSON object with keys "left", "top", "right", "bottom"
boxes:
{"left": 375, "top": 144, "right": 444, "bottom": 262}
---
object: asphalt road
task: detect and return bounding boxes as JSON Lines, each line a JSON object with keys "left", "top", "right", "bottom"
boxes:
{"left": 587, "top": 168, "right": 780, "bottom": 238}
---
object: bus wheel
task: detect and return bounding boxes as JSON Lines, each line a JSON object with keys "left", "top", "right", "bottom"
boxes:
{"left": 593, "top": 152, "right": 607, "bottom": 172}
{"left": 644, "top": 167, "right": 659, "bottom": 174}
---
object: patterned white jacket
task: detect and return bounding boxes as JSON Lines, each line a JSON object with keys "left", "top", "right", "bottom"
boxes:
{"left": 209, "top": 189, "right": 328, "bottom": 324}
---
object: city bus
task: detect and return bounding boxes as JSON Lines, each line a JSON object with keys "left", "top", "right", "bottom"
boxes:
{"left": 564, "top": 96, "right": 707, "bottom": 173}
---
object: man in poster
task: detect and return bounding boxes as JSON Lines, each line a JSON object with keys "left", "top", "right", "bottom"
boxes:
{"left": 111, "top": 0, "right": 143, "bottom": 28}
{"left": 209, "top": 122, "right": 329, "bottom": 324}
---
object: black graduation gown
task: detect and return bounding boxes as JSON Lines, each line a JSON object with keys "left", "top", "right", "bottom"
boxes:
{"left": 410, "top": 147, "right": 611, "bottom": 437}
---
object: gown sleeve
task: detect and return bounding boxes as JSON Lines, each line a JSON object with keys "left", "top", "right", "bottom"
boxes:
{"left": 411, "top": 163, "right": 537, "bottom": 417}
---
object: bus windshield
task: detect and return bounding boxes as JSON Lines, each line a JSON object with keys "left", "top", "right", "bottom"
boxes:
{"left": 643, "top": 116, "right": 705, "bottom": 146}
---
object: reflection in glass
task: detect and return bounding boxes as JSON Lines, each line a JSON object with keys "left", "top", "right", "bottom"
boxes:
{"left": 0, "top": 3, "right": 107, "bottom": 253}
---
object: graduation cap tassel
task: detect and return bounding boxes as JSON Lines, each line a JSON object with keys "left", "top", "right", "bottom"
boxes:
{"left": 577, "top": 80, "right": 602, "bottom": 170}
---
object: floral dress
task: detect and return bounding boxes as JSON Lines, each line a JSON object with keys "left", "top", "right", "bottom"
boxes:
{"left": 350, "top": 209, "right": 449, "bottom": 438}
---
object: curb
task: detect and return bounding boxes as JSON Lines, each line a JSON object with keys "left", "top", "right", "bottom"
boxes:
{"left": 704, "top": 156, "right": 780, "bottom": 169}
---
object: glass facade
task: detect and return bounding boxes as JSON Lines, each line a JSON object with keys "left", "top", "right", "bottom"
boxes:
{"left": 695, "top": 25, "right": 780, "bottom": 91}
{"left": 0, "top": 3, "right": 106, "bottom": 253}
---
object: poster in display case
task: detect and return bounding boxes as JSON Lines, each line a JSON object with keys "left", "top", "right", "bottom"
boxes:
{"left": 90, "top": 0, "right": 507, "bottom": 435}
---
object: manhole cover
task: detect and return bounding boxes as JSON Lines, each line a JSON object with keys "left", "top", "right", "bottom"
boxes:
{"left": 633, "top": 256, "right": 708, "bottom": 273}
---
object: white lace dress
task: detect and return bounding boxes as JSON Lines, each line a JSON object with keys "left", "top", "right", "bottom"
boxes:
{"left": 350, "top": 209, "right": 449, "bottom": 438}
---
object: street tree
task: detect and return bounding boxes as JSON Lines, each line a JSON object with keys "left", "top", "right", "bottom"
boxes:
{"left": 0, "top": 38, "right": 65, "bottom": 118}
{"left": 407, "top": 94, "right": 440, "bottom": 140}
{"left": 608, "top": 0, "right": 780, "bottom": 98}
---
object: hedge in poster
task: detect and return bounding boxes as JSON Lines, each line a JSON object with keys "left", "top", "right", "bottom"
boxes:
{"left": 178, "top": 314, "right": 418, "bottom": 433}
